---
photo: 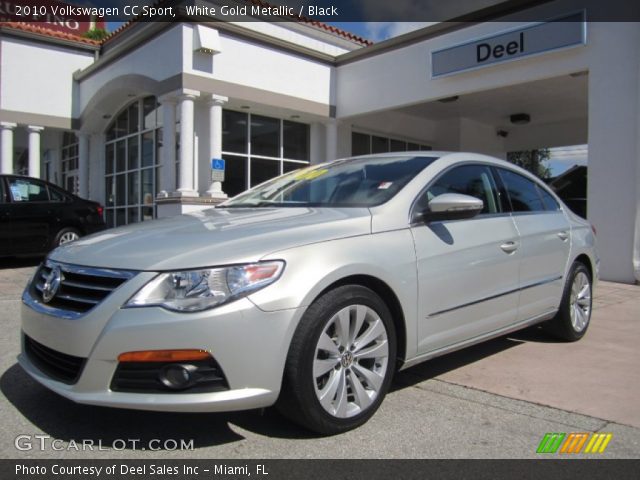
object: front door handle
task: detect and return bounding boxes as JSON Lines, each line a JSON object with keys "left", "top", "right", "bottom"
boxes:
{"left": 557, "top": 231, "right": 569, "bottom": 241}
{"left": 500, "top": 241, "right": 519, "bottom": 254}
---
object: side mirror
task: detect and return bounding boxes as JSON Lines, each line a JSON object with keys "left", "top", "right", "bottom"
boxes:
{"left": 419, "top": 193, "right": 484, "bottom": 222}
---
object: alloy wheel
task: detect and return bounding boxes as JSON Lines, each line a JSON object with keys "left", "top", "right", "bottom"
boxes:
{"left": 59, "top": 231, "right": 80, "bottom": 245}
{"left": 313, "top": 304, "right": 389, "bottom": 418}
{"left": 569, "top": 271, "right": 591, "bottom": 332}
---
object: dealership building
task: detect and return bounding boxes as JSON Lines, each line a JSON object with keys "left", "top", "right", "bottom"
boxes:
{"left": 0, "top": 1, "right": 639, "bottom": 283}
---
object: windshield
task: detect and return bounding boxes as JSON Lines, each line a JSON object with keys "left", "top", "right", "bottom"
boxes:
{"left": 219, "top": 155, "right": 437, "bottom": 208}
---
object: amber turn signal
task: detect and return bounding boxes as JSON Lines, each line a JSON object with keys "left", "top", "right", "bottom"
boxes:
{"left": 118, "top": 349, "right": 211, "bottom": 363}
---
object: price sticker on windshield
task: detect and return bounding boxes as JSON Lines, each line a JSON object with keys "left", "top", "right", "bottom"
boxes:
{"left": 294, "top": 168, "right": 328, "bottom": 181}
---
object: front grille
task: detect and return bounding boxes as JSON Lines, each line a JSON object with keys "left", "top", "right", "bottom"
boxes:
{"left": 111, "top": 360, "right": 229, "bottom": 394}
{"left": 24, "top": 334, "right": 86, "bottom": 384}
{"left": 31, "top": 261, "right": 135, "bottom": 316}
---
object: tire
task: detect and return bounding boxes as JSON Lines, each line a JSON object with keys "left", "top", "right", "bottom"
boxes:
{"left": 277, "top": 285, "right": 397, "bottom": 435}
{"left": 543, "top": 261, "right": 593, "bottom": 342}
{"left": 52, "top": 227, "right": 81, "bottom": 248}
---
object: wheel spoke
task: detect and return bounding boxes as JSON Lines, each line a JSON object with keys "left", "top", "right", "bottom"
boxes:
{"left": 350, "top": 305, "right": 367, "bottom": 345}
{"left": 352, "top": 363, "right": 384, "bottom": 391}
{"left": 334, "top": 309, "right": 351, "bottom": 348}
{"left": 314, "top": 357, "right": 339, "bottom": 378}
{"left": 317, "top": 332, "right": 340, "bottom": 356}
{"left": 353, "top": 339, "right": 388, "bottom": 360}
{"left": 318, "top": 369, "right": 342, "bottom": 412}
{"left": 334, "top": 369, "right": 348, "bottom": 417}
{"left": 577, "top": 295, "right": 591, "bottom": 308}
{"left": 353, "top": 319, "right": 384, "bottom": 353}
{"left": 348, "top": 371, "right": 372, "bottom": 410}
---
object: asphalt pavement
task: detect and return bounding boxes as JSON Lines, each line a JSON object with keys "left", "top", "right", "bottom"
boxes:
{"left": 1, "top": 258, "right": 638, "bottom": 459}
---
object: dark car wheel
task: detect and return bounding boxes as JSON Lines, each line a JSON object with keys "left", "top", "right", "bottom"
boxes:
{"left": 543, "top": 261, "right": 593, "bottom": 342}
{"left": 277, "top": 285, "right": 396, "bottom": 435}
{"left": 53, "top": 227, "right": 81, "bottom": 247}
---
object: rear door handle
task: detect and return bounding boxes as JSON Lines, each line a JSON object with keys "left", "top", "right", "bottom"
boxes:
{"left": 557, "top": 231, "right": 569, "bottom": 241}
{"left": 500, "top": 241, "right": 519, "bottom": 254}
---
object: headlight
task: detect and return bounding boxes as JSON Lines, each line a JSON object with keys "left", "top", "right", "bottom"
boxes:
{"left": 125, "top": 261, "right": 284, "bottom": 312}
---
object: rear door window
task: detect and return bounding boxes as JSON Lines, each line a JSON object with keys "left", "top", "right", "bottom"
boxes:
{"left": 498, "top": 169, "right": 545, "bottom": 212}
{"left": 7, "top": 178, "right": 50, "bottom": 203}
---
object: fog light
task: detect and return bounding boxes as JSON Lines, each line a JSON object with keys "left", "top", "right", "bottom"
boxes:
{"left": 160, "top": 364, "right": 198, "bottom": 390}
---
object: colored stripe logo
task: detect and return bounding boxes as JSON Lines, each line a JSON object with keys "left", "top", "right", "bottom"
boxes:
{"left": 537, "top": 433, "right": 612, "bottom": 454}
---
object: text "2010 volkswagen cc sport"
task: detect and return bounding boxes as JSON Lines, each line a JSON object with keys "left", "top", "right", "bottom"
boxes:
{"left": 20, "top": 152, "right": 597, "bottom": 434}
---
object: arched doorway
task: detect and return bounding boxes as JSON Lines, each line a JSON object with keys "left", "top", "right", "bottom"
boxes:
{"left": 104, "top": 96, "right": 162, "bottom": 228}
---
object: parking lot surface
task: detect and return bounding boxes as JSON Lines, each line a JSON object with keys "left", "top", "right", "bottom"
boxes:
{"left": 1, "top": 259, "right": 638, "bottom": 458}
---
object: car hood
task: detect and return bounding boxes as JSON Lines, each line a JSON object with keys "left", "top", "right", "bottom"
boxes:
{"left": 49, "top": 207, "right": 372, "bottom": 271}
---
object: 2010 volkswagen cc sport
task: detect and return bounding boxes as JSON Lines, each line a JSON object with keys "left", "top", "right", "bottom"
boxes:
{"left": 20, "top": 152, "right": 597, "bottom": 434}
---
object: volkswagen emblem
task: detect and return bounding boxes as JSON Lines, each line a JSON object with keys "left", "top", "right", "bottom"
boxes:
{"left": 41, "top": 266, "right": 62, "bottom": 303}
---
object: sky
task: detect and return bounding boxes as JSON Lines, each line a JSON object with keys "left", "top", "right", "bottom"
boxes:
{"left": 105, "top": 21, "right": 430, "bottom": 42}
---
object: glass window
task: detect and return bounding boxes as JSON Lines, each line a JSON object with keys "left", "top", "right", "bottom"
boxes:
{"left": 222, "top": 155, "right": 248, "bottom": 198}
{"left": 127, "top": 136, "right": 139, "bottom": 170}
{"left": 390, "top": 139, "right": 407, "bottom": 152}
{"left": 105, "top": 96, "right": 161, "bottom": 227}
{"left": 283, "top": 161, "right": 305, "bottom": 174}
{"left": 143, "top": 97, "right": 158, "bottom": 130}
{"left": 7, "top": 178, "right": 48, "bottom": 202}
{"left": 371, "top": 136, "right": 389, "bottom": 154}
{"left": 538, "top": 185, "right": 561, "bottom": 211}
{"left": 352, "top": 132, "right": 370, "bottom": 156}
{"left": 48, "top": 186, "right": 68, "bottom": 203}
{"left": 499, "top": 169, "right": 546, "bottom": 212}
{"left": 116, "top": 140, "right": 126, "bottom": 172}
{"left": 283, "top": 120, "right": 309, "bottom": 160}
{"left": 250, "top": 115, "right": 279, "bottom": 157}
{"left": 407, "top": 142, "right": 420, "bottom": 151}
{"left": 423, "top": 165, "right": 502, "bottom": 215}
{"left": 105, "top": 143, "right": 114, "bottom": 174}
{"left": 222, "top": 155, "right": 437, "bottom": 208}
{"left": 251, "top": 158, "right": 280, "bottom": 187}
{"left": 141, "top": 132, "right": 154, "bottom": 167}
{"left": 128, "top": 101, "right": 139, "bottom": 135}
{"left": 222, "top": 110, "right": 248, "bottom": 153}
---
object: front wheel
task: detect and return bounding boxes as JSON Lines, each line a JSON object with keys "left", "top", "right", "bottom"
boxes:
{"left": 544, "top": 261, "right": 593, "bottom": 342}
{"left": 278, "top": 285, "right": 396, "bottom": 435}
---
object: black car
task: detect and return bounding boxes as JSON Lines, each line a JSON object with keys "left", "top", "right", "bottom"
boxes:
{"left": 0, "top": 174, "right": 106, "bottom": 257}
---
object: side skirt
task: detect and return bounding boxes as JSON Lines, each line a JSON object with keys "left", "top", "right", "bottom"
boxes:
{"left": 399, "top": 309, "right": 557, "bottom": 371}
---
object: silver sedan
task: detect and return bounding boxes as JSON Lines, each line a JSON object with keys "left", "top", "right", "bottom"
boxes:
{"left": 19, "top": 152, "right": 598, "bottom": 434}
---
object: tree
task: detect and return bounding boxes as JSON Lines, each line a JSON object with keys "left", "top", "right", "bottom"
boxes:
{"left": 82, "top": 28, "right": 109, "bottom": 41}
{"left": 507, "top": 149, "right": 552, "bottom": 180}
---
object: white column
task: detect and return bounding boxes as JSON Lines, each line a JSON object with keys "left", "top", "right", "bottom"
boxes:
{"left": 587, "top": 24, "right": 640, "bottom": 283}
{"left": 158, "top": 95, "right": 177, "bottom": 196}
{"left": 27, "top": 126, "right": 44, "bottom": 178}
{"left": 0, "top": 122, "right": 16, "bottom": 174}
{"left": 77, "top": 132, "right": 90, "bottom": 198}
{"left": 176, "top": 90, "right": 199, "bottom": 196}
{"left": 204, "top": 94, "right": 228, "bottom": 198}
{"left": 326, "top": 119, "right": 338, "bottom": 161}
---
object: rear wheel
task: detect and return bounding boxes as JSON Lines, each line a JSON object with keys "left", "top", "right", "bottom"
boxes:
{"left": 278, "top": 285, "right": 396, "bottom": 435}
{"left": 53, "top": 227, "right": 81, "bottom": 247}
{"left": 544, "top": 261, "right": 592, "bottom": 341}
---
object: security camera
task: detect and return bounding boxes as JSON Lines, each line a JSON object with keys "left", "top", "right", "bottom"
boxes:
{"left": 496, "top": 130, "right": 509, "bottom": 138}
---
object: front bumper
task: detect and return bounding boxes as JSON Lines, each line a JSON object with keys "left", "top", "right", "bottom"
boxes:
{"left": 20, "top": 281, "right": 304, "bottom": 412}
